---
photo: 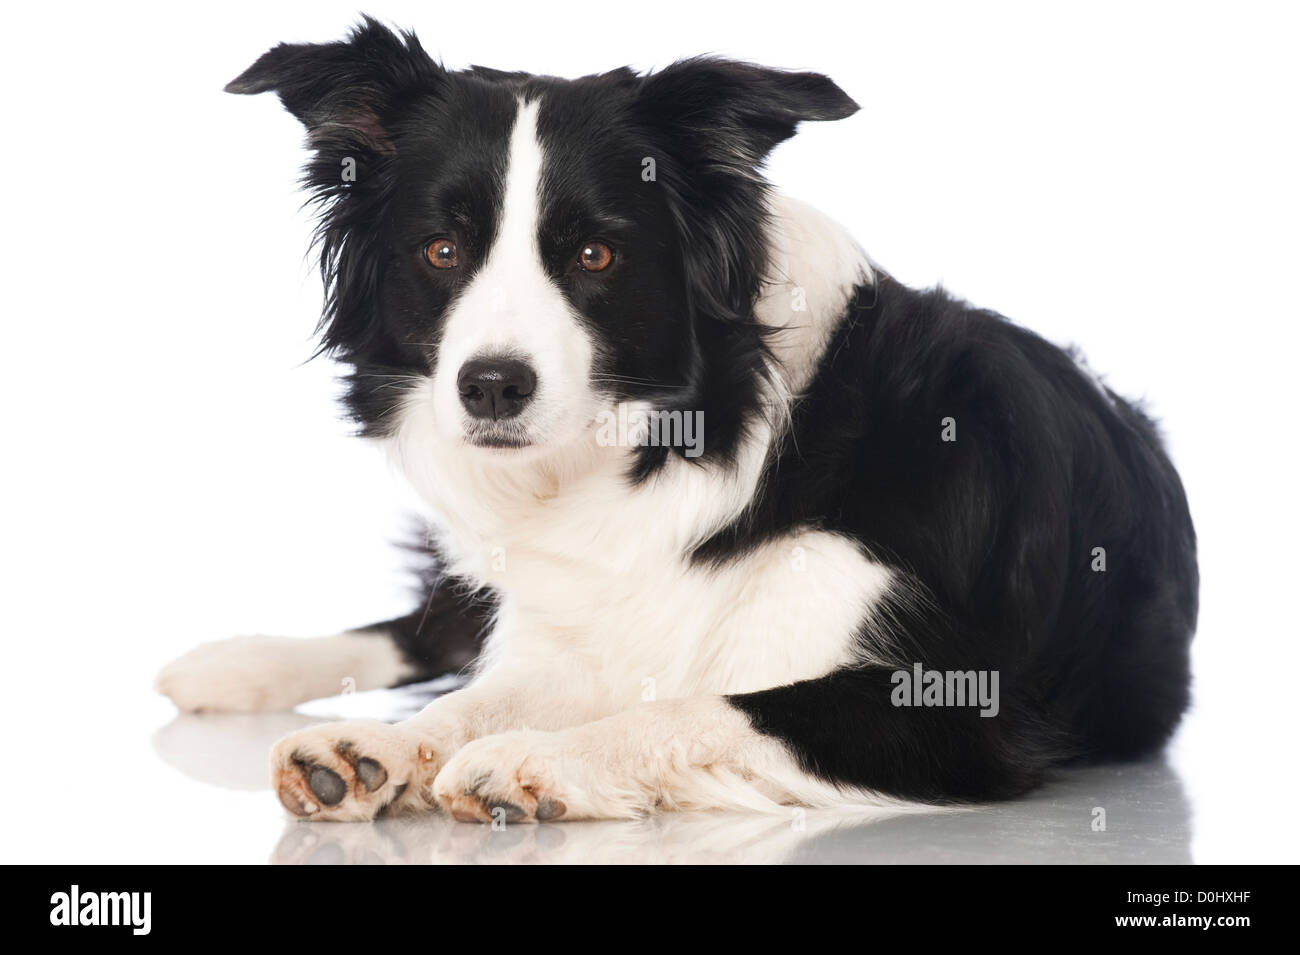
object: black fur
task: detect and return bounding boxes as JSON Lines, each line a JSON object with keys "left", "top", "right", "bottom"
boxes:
{"left": 230, "top": 19, "right": 1197, "bottom": 804}
{"left": 356, "top": 546, "right": 497, "bottom": 683}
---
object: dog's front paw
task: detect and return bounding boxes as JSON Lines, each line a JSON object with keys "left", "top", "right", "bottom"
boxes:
{"left": 271, "top": 720, "right": 451, "bottom": 821}
{"left": 430, "top": 731, "right": 580, "bottom": 824}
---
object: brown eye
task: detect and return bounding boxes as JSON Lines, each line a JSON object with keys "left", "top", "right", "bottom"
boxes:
{"left": 578, "top": 240, "right": 613, "bottom": 272}
{"left": 425, "top": 237, "right": 459, "bottom": 269}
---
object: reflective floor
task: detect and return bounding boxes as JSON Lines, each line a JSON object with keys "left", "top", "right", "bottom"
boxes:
{"left": 265, "top": 761, "right": 1192, "bottom": 865}
{"left": 142, "top": 682, "right": 1196, "bottom": 865}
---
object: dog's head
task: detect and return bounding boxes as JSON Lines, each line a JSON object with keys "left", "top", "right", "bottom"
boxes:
{"left": 230, "top": 18, "right": 856, "bottom": 469}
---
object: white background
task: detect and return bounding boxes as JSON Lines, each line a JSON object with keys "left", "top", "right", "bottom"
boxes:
{"left": 1, "top": 1, "right": 1296, "bottom": 863}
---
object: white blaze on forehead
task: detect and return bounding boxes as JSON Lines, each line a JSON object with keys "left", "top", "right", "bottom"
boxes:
{"left": 425, "top": 96, "right": 598, "bottom": 446}
{"left": 492, "top": 97, "right": 546, "bottom": 279}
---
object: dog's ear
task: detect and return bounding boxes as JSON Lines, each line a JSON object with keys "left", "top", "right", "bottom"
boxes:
{"left": 226, "top": 19, "right": 443, "bottom": 358}
{"left": 637, "top": 57, "right": 858, "bottom": 170}
{"left": 630, "top": 58, "right": 858, "bottom": 335}
{"left": 225, "top": 16, "right": 443, "bottom": 153}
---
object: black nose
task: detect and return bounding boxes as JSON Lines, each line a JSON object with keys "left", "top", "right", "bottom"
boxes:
{"left": 457, "top": 356, "right": 537, "bottom": 420}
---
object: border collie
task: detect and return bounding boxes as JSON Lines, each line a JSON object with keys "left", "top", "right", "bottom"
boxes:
{"left": 157, "top": 18, "right": 1198, "bottom": 823}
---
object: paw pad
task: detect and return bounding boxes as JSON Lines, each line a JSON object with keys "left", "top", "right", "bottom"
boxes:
{"left": 307, "top": 764, "right": 346, "bottom": 806}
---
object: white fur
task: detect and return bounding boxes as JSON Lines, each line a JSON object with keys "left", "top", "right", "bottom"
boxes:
{"left": 430, "top": 697, "right": 920, "bottom": 820}
{"left": 156, "top": 632, "right": 412, "bottom": 713}
{"left": 757, "top": 193, "right": 875, "bottom": 394}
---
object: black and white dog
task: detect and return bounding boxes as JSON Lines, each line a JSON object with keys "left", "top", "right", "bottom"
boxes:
{"left": 157, "top": 19, "right": 1198, "bottom": 823}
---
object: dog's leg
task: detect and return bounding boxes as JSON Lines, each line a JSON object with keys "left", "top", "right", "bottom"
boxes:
{"left": 156, "top": 583, "right": 494, "bottom": 712}
{"left": 426, "top": 669, "right": 1053, "bottom": 822}
{"left": 426, "top": 697, "right": 817, "bottom": 822}
{"left": 155, "top": 628, "right": 413, "bottom": 714}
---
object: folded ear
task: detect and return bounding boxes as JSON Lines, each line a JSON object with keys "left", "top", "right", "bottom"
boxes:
{"left": 637, "top": 57, "right": 859, "bottom": 169}
{"left": 630, "top": 58, "right": 858, "bottom": 329}
{"left": 225, "top": 16, "right": 443, "bottom": 152}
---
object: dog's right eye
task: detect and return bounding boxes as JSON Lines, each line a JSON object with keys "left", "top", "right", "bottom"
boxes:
{"left": 424, "top": 238, "right": 460, "bottom": 269}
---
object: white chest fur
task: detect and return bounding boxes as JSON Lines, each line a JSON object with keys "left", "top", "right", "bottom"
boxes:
{"left": 387, "top": 411, "right": 892, "bottom": 709}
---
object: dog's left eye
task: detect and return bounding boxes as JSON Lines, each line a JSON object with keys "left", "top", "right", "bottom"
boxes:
{"left": 425, "top": 237, "right": 460, "bottom": 269}
{"left": 577, "top": 241, "right": 614, "bottom": 272}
